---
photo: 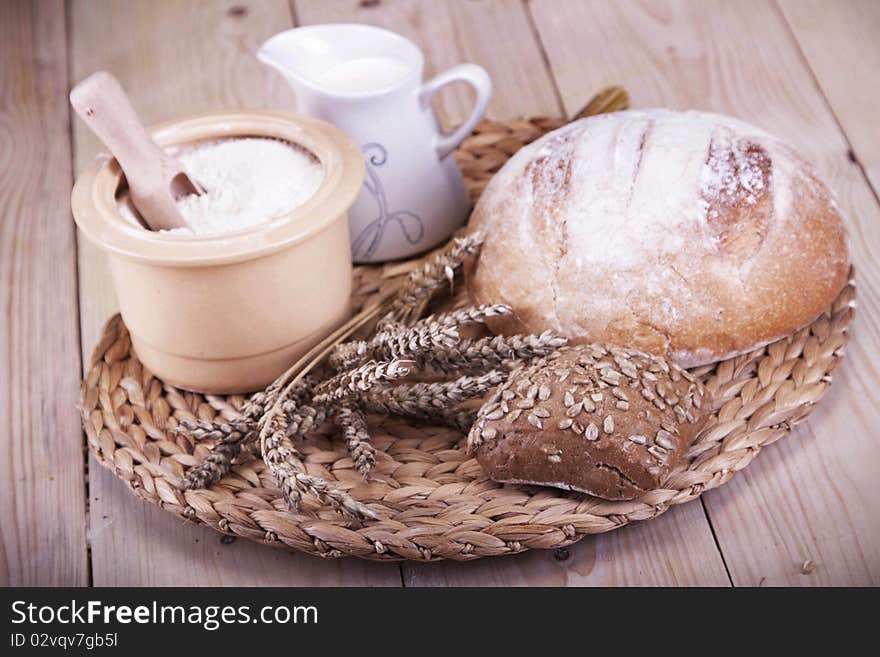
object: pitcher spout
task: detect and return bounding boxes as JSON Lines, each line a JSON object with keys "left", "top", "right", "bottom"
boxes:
{"left": 257, "top": 34, "right": 297, "bottom": 78}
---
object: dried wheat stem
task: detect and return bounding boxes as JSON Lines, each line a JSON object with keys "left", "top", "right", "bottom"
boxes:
{"left": 336, "top": 405, "right": 375, "bottom": 476}
{"left": 374, "top": 323, "right": 460, "bottom": 360}
{"left": 418, "top": 331, "right": 568, "bottom": 373}
{"left": 264, "top": 410, "right": 326, "bottom": 508}
{"left": 180, "top": 418, "right": 251, "bottom": 489}
{"left": 174, "top": 379, "right": 323, "bottom": 442}
{"left": 330, "top": 303, "right": 510, "bottom": 381}
{"left": 262, "top": 414, "right": 308, "bottom": 512}
{"left": 413, "top": 304, "right": 511, "bottom": 329}
{"left": 280, "top": 401, "right": 327, "bottom": 438}
{"left": 294, "top": 471, "right": 378, "bottom": 519}
{"left": 178, "top": 377, "right": 311, "bottom": 444}
{"left": 312, "top": 359, "right": 415, "bottom": 405}
{"left": 261, "top": 399, "right": 377, "bottom": 519}
{"left": 328, "top": 340, "right": 371, "bottom": 371}
{"left": 253, "top": 378, "right": 316, "bottom": 429}
{"left": 180, "top": 229, "right": 557, "bottom": 519}
{"left": 178, "top": 377, "right": 321, "bottom": 491}
{"left": 259, "top": 296, "right": 395, "bottom": 419}
{"left": 261, "top": 413, "right": 300, "bottom": 507}
{"left": 330, "top": 320, "right": 464, "bottom": 371}
{"left": 250, "top": 299, "right": 399, "bottom": 522}
{"left": 385, "top": 233, "right": 483, "bottom": 324}
{"left": 262, "top": 413, "right": 295, "bottom": 466}
{"left": 241, "top": 390, "right": 269, "bottom": 420}
{"left": 359, "top": 370, "right": 506, "bottom": 417}
{"left": 273, "top": 460, "right": 304, "bottom": 512}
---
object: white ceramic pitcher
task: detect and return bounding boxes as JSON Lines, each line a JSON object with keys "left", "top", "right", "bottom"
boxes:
{"left": 258, "top": 23, "right": 492, "bottom": 263}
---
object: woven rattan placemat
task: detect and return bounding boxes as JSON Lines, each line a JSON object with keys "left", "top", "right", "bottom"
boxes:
{"left": 80, "top": 89, "right": 855, "bottom": 561}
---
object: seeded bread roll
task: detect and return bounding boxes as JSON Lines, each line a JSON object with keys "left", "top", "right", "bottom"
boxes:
{"left": 467, "top": 344, "right": 710, "bottom": 500}
{"left": 466, "top": 109, "right": 850, "bottom": 368}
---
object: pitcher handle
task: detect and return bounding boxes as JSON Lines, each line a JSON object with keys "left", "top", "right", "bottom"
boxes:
{"left": 420, "top": 64, "right": 492, "bottom": 160}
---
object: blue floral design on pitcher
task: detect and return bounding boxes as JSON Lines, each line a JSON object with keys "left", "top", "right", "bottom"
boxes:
{"left": 351, "top": 143, "right": 424, "bottom": 260}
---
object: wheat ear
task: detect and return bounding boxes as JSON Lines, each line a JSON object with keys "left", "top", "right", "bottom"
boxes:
{"left": 336, "top": 405, "right": 375, "bottom": 476}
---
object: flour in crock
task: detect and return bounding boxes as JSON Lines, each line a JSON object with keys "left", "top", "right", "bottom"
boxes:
{"left": 166, "top": 137, "right": 323, "bottom": 235}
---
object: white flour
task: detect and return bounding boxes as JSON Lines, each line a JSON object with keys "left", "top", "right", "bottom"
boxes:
{"left": 166, "top": 137, "right": 323, "bottom": 235}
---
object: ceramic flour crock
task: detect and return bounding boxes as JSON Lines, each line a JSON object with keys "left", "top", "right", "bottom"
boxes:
{"left": 72, "top": 111, "right": 365, "bottom": 394}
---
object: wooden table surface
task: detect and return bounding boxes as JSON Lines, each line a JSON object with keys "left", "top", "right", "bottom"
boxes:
{"left": 2, "top": 0, "right": 878, "bottom": 587}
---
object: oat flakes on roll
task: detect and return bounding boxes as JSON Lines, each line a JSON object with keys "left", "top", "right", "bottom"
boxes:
{"left": 467, "top": 345, "right": 711, "bottom": 501}
{"left": 466, "top": 109, "right": 850, "bottom": 367}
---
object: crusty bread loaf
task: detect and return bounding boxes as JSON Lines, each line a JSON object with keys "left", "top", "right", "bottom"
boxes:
{"left": 466, "top": 109, "right": 850, "bottom": 367}
{"left": 467, "top": 344, "right": 710, "bottom": 500}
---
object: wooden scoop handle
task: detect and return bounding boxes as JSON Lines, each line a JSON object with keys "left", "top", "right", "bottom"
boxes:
{"left": 70, "top": 71, "right": 190, "bottom": 231}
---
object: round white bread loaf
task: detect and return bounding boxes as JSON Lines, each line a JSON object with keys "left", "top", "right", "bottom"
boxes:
{"left": 466, "top": 109, "right": 850, "bottom": 367}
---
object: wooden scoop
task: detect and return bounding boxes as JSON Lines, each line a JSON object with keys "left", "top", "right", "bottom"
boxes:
{"left": 70, "top": 71, "right": 203, "bottom": 231}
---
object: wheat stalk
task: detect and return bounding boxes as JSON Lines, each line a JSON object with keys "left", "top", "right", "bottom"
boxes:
{"left": 358, "top": 370, "right": 506, "bottom": 418}
{"left": 181, "top": 234, "right": 568, "bottom": 522}
{"left": 336, "top": 405, "right": 376, "bottom": 476}
{"left": 416, "top": 331, "right": 567, "bottom": 373}
{"left": 312, "top": 359, "right": 415, "bottom": 405}
{"left": 383, "top": 232, "right": 483, "bottom": 325}
{"left": 413, "top": 303, "right": 511, "bottom": 329}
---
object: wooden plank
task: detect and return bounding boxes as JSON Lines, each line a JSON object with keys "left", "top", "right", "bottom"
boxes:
{"left": 778, "top": 0, "right": 880, "bottom": 195}
{"left": 530, "top": 0, "right": 880, "bottom": 585}
{"left": 70, "top": 0, "right": 401, "bottom": 586}
{"left": 294, "top": 0, "right": 729, "bottom": 585}
{"left": 0, "top": 0, "right": 89, "bottom": 585}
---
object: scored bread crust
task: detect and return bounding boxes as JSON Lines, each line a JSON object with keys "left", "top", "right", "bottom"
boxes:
{"left": 467, "top": 109, "right": 850, "bottom": 367}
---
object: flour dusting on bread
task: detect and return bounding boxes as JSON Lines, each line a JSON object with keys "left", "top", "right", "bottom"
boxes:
{"left": 467, "top": 109, "right": 849, "bottom": 367}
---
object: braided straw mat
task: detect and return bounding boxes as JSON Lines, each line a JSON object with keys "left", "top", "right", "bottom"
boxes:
{"left": 80, "top": 88, "right": 856, "bottom": 561}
